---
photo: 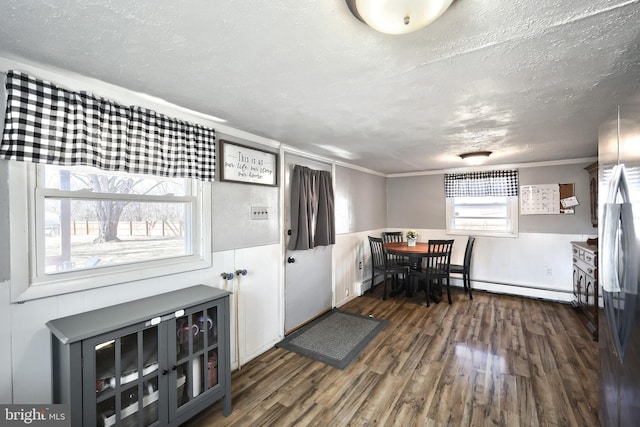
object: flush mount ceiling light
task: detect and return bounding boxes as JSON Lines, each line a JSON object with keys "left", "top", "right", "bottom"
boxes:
{"left": 346, "top": 0, "right": 454, "bottom": 35}
{"left": 460, "top": 151, "right": 492, "bottom": 165}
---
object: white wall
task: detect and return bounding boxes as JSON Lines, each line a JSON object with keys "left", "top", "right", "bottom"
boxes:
{"left": 334, "top": 229, "right": 385, "bottom": 307}
{"left": 211, "top": 134, "right": 280, "bottom": 252}
{"left": 0, "top": 281, "right": 11, "bottom": 403}
{"left": 212, "top": 244, "right": 281, "bottom": 368}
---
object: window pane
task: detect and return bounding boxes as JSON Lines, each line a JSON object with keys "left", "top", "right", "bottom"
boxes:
{"left": 44, "top": 198, "right": 191, "bottom": 274}
{"left": 454, "top": 203, "right": 507, "bottom": 218}
{"left": 40, "top": 164, "right": 188, "bottom": 196}
{"left": 453, "top": 196, "right": 508, "bottom": 219}
{"left": 447, "top": 195, "right": 517, "bottom": 236}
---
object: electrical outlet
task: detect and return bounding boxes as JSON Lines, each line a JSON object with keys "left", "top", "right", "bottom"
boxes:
{"left": 251, "top": 206, "right": 269, "bottom": 220}
{"left": 546, "top": 267, "right": 552, "bottom": 276}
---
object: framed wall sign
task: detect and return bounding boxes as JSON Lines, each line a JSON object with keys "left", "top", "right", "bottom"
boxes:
{"left": 219, "top": 140, "right": 278, "bottom": 186}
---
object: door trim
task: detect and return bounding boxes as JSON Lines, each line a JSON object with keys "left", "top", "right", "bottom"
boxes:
{"left": 280, "top": 148, "right": 336, "bottom": 335}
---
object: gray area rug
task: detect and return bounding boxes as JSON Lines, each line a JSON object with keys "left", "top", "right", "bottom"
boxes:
{"left": 276, "top": 309, "right": 388, "bottom": 370}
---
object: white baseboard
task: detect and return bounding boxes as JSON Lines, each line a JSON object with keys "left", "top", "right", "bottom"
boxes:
{"left": 450, "top": 277, "right": 574, "bottom": 303}
{"left": 359, "top": 276, "right": 574, "bottom": 304}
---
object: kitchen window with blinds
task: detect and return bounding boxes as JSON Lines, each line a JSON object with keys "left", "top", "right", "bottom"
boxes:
{"left": 444, "top": 170, "right": 519, "bottom": 237}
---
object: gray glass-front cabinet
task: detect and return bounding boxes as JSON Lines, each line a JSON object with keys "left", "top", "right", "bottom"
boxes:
{"left": 46, "top": 285, "right": 231, "bottom": 427}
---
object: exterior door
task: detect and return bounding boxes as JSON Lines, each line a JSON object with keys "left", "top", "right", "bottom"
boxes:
{"left": 284, "top": 153, "right": 333, "bottom": 333}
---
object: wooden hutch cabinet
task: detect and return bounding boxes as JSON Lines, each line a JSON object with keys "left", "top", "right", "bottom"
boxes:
{"left": 47, "top": 285, "right": 231, "bottom": 427}
{"left": 571, "top": 242, "right": 598, "bottom": 340}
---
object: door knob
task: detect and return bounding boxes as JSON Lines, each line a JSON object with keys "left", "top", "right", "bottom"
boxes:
{"left": 287, "top": 257, "right": 295, "bottom": 263}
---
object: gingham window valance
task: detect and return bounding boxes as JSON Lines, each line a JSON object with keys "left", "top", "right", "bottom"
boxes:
{"left": 444, "top": 170, "right": 519, "bottom": 197}
{"left": 0, "top": 70, "right": 216, "bottom": 181}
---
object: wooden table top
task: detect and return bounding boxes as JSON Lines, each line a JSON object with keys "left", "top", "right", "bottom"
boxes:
{"left": 383, "top": 241, "right": 431, "bottom": 255}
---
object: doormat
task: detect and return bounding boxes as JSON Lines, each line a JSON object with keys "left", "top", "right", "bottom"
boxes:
{"left": 276, "top": 309, "right": 388, "bottom": 370}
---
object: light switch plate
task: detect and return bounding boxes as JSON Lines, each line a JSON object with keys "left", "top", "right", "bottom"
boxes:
{"left": 251, "top": 206, "right": 269, "bottom": 220}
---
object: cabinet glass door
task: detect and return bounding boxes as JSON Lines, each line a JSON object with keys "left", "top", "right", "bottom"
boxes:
{"left": 173, "top": 303, "right": 220, "bottom": 412}
{"left": 90, "top": 326, "right": 160, "bottom": 427}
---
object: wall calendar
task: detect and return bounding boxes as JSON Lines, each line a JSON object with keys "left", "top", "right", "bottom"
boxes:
{"left": 520, "top": 183, "right": 576, "bottom": 215}
{"left": 520, "top": 184, "right": 560, "bottom": 214}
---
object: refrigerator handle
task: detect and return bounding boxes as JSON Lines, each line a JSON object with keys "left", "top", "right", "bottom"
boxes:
{"left": 602, "top": 203, "right": 622, "bottom": 293}
{"left": 602, "top": 164, "right": 639, "bottom": 294}
{"left": 620, "top": 202, "right": 639, "bottom": 296}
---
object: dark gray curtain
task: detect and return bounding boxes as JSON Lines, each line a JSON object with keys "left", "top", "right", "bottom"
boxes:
{"left": 288, "top": 165, "right": 335, "bottom": 250}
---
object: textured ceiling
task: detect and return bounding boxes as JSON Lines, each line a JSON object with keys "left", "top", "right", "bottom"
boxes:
{"left": 1, "top": 0, "right": 640, "bottom": 173}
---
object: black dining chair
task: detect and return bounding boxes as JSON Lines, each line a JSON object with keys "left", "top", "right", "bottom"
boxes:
{"left": 409, "top": 239, "right": 454, "bottom": 306}
{"left": 368, "top": 236, "right": 407, "bottom": 300}
{"left": 449, "top": 236, "right": 476, "bottom": 300}
{"left": 381, "top": 231, "right": 410, "bottom": 267}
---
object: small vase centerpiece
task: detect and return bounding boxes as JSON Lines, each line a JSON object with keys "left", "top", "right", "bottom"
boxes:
{"left": 406, "top": 230, "right": 418, "bottom": 246}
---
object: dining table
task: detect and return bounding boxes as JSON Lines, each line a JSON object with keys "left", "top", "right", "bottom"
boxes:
{"left": 383, "top": 241, "right": 442, "bottom": 301}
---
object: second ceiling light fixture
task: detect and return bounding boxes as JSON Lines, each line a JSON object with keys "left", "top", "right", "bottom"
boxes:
{"left": 346, "top": 0, "right": 454, "bottom": 35}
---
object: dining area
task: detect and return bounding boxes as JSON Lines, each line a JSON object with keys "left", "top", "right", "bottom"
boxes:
{"left": 368, "top": 231, "right": 476, "bottom": 306}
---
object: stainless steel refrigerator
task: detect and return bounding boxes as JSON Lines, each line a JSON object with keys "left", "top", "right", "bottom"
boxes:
{"left": 599, "top": 104, "right": 640, "bottom": 426}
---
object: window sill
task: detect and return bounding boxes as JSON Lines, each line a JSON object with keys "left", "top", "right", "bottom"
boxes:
{"left": 446, "top": 229, "right": 518, "bottom": 238}
{"left": 11, "top": 256, "right": 212, "bottom": 303}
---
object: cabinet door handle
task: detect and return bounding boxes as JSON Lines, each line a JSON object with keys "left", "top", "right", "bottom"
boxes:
{"left": 161, "top": 366, "right": 176, "bottom": 375}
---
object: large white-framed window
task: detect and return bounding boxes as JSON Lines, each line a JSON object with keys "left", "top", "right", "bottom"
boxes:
{"left": 2, "top": 71, "right": 217, "bottom": 301}
{"left": 8, "top": 161, "right": 211, "bottom": 302}
{"left": 444, "top": 169, "right": 519, "bottom": 238}
{"left": 445, "top": 195, "right": 518, "bottom": 237}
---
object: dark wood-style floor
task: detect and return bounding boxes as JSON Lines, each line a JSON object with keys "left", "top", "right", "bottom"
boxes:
{"left": 186, "top": 283, "right": 600, "bottom": 426}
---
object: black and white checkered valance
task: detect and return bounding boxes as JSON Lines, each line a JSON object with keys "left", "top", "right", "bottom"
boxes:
{"left": 0, "top": 70, "right": 216, "bottom": 181}
{"left": 444, "top": 170, "right": 519, "bottom": 197}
